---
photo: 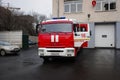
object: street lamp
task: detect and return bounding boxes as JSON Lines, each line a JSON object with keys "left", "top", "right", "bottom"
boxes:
{"left": 8, "top": 7, "right": 21, "bottom": 10}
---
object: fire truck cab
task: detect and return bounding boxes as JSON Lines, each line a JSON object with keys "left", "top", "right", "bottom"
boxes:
{"left": 37, "top": 17, "right": 90, "bottom": 61}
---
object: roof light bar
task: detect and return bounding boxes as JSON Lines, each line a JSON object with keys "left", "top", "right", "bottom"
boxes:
{"left": 52, "top": 17, "right": 66, "bottom": 19}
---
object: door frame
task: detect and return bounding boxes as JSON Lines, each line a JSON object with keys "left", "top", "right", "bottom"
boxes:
{"left": 94, "top": 22, "right": 116, "bottom": 48}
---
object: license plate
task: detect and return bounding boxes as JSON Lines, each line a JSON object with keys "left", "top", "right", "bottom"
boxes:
{"left": 51, "top": 52, "right": 59, "bottom": 56}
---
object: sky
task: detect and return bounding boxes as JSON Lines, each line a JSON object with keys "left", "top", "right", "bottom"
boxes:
{"left": 2, "top": 0, "right": 52, "bottom": 17}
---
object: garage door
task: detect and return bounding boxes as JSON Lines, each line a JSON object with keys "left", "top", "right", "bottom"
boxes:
{"left": 95, "top": 24, "right": 115, "bottom": 47}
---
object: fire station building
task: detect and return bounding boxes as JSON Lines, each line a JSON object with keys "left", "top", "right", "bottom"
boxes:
{"left": 52, "top": 0, "right": 120, "bottom": 49}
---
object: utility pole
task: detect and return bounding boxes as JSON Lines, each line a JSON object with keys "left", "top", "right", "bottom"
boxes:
{"left": 57, "top": 0, "right": 59, "bottom": 17}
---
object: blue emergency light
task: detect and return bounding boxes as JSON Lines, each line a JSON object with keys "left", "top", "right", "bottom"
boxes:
{"left": 52, "top": 17, "right": 66, "bottom": 19}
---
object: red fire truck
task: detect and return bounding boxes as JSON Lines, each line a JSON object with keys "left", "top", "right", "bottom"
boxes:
{"left": 37, "top": 17, "right": 90, "bottom": 61}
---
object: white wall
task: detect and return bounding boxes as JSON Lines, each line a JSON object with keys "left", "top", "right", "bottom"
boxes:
{"left": 0, "top": 31, "right": 22, "bottom": 48}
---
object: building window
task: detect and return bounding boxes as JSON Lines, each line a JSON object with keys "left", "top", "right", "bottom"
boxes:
{"left": 71, "top": 3, "right": 76, "bottom": 12}
{"left": 64, "top": 4, "right": 70, "bottom": 12}
{"left": 77, "top": 3, "right": 82, "bottom": 12}
{"left": 110, "top": 2, "right": 116, "bottom": 10}
{"left": 64, "top": 0, "right": 83, "bottom": 13}
{"left": 95, "top": 0, "right": 116, "bottom": 11}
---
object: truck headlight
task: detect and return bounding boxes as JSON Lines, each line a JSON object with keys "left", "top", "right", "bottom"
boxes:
{"left": 39, "top": 50, "right": 44, "bottom": 52}
{"left": 67, "top": 50, "right": 74, "bottom": 53}
{"left": 38, "top": 49, "right": 44, "bottom": 56}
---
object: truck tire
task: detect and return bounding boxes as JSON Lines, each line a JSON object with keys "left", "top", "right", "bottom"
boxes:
{"left": 42, "top": 57, "right": 53, "bottom": 63}
{"left": 0, "top": 50, "right": 6, "bottom": 56}
{"left": 68, "top": 57, "right": 76, "bottom": 62}
{"left": 42, "top": 57, "right": 48, "bottom": 61}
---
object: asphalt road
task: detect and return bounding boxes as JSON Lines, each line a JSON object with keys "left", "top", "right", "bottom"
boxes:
{"left": 0, "top": 47, "right": 120, "bottom": 80}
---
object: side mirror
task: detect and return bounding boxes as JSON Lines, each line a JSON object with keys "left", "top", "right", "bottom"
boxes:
{"left": 36, "top": 24, "right": 40, "bottom": 34}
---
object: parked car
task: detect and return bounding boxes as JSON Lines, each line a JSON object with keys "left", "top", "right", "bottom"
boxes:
{"left": 29, "top": 40, "right": 37, "bottom": 45}
{"left": 0, "top": 41, "right": 20, "bottom": 56}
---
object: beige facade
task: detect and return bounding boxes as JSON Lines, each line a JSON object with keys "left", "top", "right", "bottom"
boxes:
{"left": 52, "top": 0, "right": 120, "bottom": 23}
{"left": 53, "top": 0, "right": 120, "bottom": 49}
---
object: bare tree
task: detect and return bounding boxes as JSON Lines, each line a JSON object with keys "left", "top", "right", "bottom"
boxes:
{"left": 0, "top": 6, "right": 35, "bottom": 35}
{"left": 9, "top": 8, "right": 23, "bottom": 16}
{"left": 0, "top": 6, "right": 13, "bottom": 31}
{"left": 29, "top": 12, "right": 46, "bottom": 35}
{"left": 30, "top": 11, "right": 46, "bottom": 24}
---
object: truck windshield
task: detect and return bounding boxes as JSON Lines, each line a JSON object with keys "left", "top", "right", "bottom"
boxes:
{"left": 40, "top": 23, "right": 72, "bottom": 33}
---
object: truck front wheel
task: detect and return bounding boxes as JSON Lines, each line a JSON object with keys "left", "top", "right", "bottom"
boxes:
{"left": 41, "top": 57, "right": 53, "bottom": 62}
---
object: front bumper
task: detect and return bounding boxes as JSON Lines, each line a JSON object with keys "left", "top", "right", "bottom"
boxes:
{"left": 5, "top": 49, "right": 20, "bottom": 54}
{"left": 38, "top": 48, "right": 75, "bottom": 57}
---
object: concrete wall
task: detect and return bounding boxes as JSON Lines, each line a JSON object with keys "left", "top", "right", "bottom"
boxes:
{"left": 0, "top": 31, "right": 22, "bottom": 48}
{"left": 88, "top": 22, "right": 95, "bottom": 48}
{"left": 52, "top": 0, "right": 58, "bottom": 17}
{"left": 116, "top": 22, "right": 120, "bottom": 49}
{"left": 53, "top": 0, "right": 120, "bottom": 23}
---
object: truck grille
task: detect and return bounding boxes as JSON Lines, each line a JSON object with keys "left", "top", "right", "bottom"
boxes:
{"left": 47, "top": 50, "right": 63, "bottom": 52}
